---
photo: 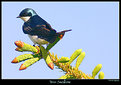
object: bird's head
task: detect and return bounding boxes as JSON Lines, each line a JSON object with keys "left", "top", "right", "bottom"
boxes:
{"left": 17, "top": 8, "right": 37, "bottom": 22}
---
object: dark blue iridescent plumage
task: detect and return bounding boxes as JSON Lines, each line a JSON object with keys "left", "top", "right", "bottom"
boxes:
{"left": 17, "top": 8, "right": 72, "bottom": 45}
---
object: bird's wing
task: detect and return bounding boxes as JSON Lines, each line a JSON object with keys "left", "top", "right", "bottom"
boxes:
{"left": 23, "top": 24, "right": 54, "bottom": 34}
{"left": 23, "top": 15, "right": 56, "bottom": 35}
{"left": 22, "top": 15, "right": 57, "bottom": 43}
{"left": 23, "top": 23, "right": 57, "bottom": 43}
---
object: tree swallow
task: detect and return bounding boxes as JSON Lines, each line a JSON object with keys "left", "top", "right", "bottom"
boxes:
{"left": 17, "top": 8, "right": 72, "bottom": 46}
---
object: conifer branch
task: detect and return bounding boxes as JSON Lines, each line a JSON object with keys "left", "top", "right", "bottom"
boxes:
{"left": 11, "top": 40, "right": 104, "bottom": 79}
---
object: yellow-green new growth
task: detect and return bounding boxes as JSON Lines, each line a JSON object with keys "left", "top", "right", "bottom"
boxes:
{"left": 58, "top": 56, "right": 70, "bottom": 63}
{"left": 75, "top": 52, "right": 85, "bottom": 69}
{"left": 12, "top": 41, "right": 104, "bottom": 79}
{"left": 23, "top": 57, "right": 40, "bottom": 68}
{"left": 40, "top": 46, "right": 52, "bottom": 64}
{"left": 98, "top": 71, "right": 104, "bottom": 79}
{"left": 92, "top": 64, "right": 102, "bottom": 78}
{"left": 46, "top": 37, "right": 60, "bottom": 51}
{"left": 59, "top": 74, "right": 68, "bottom": 79}
{"left": 16, "top": 54, "right": 37, "bottom": 62}
{"left": 59, "top": 74, "right": 76, "bottom": 79}
{"left": 21, "top": 43, "right": 38, "bottom": 53}
{"left": 15, "top": 41, "right": 39, "bottom": 53}
{"left": 49, "top": 52, "right": 94, "bottom": 79}
{"left": 40, "top": 46, "right": 54, "bottom": 70}
{"left": 68, "top": 49, "right": 82, "bottom": 64}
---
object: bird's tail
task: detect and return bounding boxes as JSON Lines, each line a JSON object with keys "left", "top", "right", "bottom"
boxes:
{"left": 57, "top": 29, "right": 72, "bottom": 39}
{"left": 59, "top": 29, "right": 72, "bottom": 33}
{"left": 48, "top": 29, "right": 72, "bottom": 43}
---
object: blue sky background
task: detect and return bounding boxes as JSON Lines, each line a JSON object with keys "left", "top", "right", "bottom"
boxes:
{"left": 2, "top": 2, "right": 119, "bottom": 79}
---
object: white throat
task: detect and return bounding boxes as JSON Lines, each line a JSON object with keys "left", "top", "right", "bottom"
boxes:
{"left": 20, "top": 16, "right": 31, "bottom": 22}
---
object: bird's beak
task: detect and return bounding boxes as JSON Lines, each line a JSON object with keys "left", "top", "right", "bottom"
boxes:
{"left": 16, "top": 16, "right": 21, "bottom": 18}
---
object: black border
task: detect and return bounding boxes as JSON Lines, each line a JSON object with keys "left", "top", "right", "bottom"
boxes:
{"left": 1, "top": 0, "right": 120, "bottom": 85}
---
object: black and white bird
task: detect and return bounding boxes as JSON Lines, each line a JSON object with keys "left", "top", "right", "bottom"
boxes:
{"left": 17, "top": 8, "right": 72, "bottom": 46}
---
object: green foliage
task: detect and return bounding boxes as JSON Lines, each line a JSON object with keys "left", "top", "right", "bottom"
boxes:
{"left": 59, "top": 74, "right": 76, "bottom": 79}
{"left": 98, "top": 71, "right": 105, "bottom": 79}
{"left": 15, "top": 41, "right": 38, "bottom": 53}
{"left": 23, "top": 57, "right": 40, "bottom": 68}
{"left": 75, "top": 52, "right": 85, "bottom": 69}
{"left": 68, "top": 49, "right": 82, "bottom": 65}
{"left": 46, "top": 36, "right": 60, "bottom": 51}
{"left": 16, "top": 54, "right": 40, "bottom": 62}
{"left": 58, "top": 56, "right": 70, "bottom": 63}
{"left": 12, "top": 41, "right": 104, "bottom": 79}
{"left": 92, "top": 64, "right": 102, "bottom": 78}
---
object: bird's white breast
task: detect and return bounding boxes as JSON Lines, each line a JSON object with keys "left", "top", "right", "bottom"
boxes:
{"left": 28, "top": 34, "right": 49, "bottom": 45}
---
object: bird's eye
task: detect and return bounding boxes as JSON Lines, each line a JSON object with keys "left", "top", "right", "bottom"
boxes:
{"left": 20, "top": 12, "right": 26, "bottom": 17}
{"left": 28, "top": 12, "right": 32, "bottom": 16}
